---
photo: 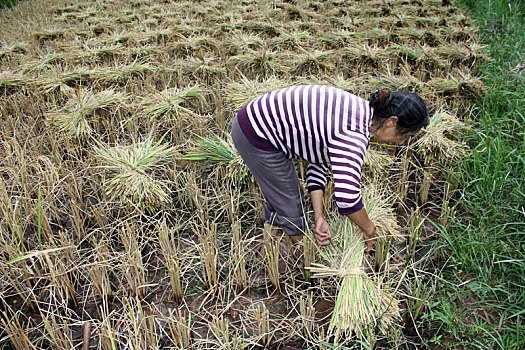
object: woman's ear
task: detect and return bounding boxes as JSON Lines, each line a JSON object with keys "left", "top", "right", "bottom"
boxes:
{"left": 387, "top": 116, "right": 398, "bottom": 127}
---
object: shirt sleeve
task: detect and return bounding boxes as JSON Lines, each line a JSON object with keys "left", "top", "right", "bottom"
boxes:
{"left": 330, "top": 132, "right": 367, "bottom": 215}
{"left": 306, "top": 162, "right": 329, "bottom": 192}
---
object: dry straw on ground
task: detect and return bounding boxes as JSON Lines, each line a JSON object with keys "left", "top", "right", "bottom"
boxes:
{"left": 307, "top": 184, "right": 401, "bottom": 344}
{"left": 0, "top": 0, "right": 479, "bottom": 347}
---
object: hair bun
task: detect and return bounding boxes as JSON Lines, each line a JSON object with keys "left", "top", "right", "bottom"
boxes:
{"left": 369, "top": 89, "right": 392, "bottom": 110}
{"left": 370, "top": 90, "right": 429, "bottom": 133}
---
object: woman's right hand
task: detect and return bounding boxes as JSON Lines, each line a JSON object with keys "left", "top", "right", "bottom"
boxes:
{"left": 314, "top": 216, "right": 332, "bottom": 245}
{"left": 346, "top": 208, "right": 376, "bottom": 253}
{"left": 357, "top": 222, "right": 376, "bottom": 253}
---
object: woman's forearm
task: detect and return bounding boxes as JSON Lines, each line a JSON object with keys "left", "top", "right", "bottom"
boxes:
{"left": 311, "top": 192, "right": 373, "bottom": 231}
{"left": 347, "top": 208, "right": 374, "bottom": 233}
{"left": 310, "top": 189, "right": 332, "bottom": 244}
{"left": 348, "top": 208, "right": 375, "bottom": 252}
{"left": 310, "top": 190, "right": 324, "bottom": 219}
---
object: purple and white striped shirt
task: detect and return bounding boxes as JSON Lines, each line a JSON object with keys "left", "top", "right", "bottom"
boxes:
{"left": 237, "top": 85, "right": 373, "bottom": 215}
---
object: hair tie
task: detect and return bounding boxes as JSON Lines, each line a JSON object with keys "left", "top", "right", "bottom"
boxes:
{"left": 378, "top": 89, "right": 390, "bottom": 109}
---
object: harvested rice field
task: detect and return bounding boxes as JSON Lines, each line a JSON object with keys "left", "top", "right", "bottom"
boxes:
{"left": 0, "top": 0, "right": 488, "bottom": 348}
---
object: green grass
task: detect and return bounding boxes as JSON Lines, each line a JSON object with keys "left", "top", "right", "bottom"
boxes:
{"left": 428, "top": 1, "right": 525, "bottom": 348}
{"left": 0, "top": 0, "right": 20, "bottom": 9}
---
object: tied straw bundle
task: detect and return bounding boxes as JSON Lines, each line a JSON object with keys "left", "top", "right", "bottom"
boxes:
{"left": 306, "top": 185, "right": 401, "bottom": 344}
{"left": 182, "top": 133, "right": 250, "bottom": 183}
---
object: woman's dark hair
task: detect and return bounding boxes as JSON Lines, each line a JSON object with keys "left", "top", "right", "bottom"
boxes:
{"left": 369, "top": 89, "right": 429, "bottom": 133}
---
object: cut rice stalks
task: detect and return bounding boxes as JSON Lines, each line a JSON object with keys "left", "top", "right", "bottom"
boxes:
{"left": 141, "top": 85, "right": 206, "bottom": 122}
{"left": 363, "top": 148, "right": 395, "bottom": 180}
{"left": 361, "top": 183, "right": 402, "bottom": 271}
{"left": 182, "top": 133, "right": 249, "bottom": 183}
{"left": 224, "top": 76, "right": 291, "bottom": 112}
{"left": 94, "top": 137, "right": 176, "bottom": 210}
{"left": 414, "top": 111, "right": 469, "bottom": 164}
{"left": 306, "top": 184, "right": 401, "bottom": 343}
{"left": 362, "top": 183, "right": 401, "bottom": 240}
{"left": 306, "top": 220, "right": 400, "bottom": 344}
{"left": 46, "top": 88, "right": 128, "bottom": 139}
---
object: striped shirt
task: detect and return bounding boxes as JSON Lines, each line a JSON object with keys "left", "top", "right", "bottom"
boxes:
{"left": 237, "top": 85, "right": 373, "bottom": 215}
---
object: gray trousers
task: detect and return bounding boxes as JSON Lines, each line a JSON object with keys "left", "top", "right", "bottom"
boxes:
{"left": 231, "top": 116, "right": 307, "bottom": 236}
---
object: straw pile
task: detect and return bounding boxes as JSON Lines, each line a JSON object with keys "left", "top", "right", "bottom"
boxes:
{"left": 414, "top": 111, "right": 469, "bottom": 163}
{"left": 307, "top": 184, "right": 402, "bottom": 343}
{"left": 0, "top": 0, "right": 479, "bottom": 347}
{"left": 307, "top": 219, "right": 400, "bottom": 343}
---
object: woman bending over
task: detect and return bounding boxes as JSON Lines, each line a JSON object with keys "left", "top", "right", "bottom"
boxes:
{"left": 231, "top": 85, "right": 428, "bottom": 251}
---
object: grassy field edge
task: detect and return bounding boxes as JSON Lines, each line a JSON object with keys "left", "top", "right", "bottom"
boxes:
{"left": 428, "top": 1, "right": 525, "bottom": 348}
{"left": 0, "top": 0, "right": 521, "bottom": 347}
{"left": 0, "top": 0, "right": 19, "bottom": 10}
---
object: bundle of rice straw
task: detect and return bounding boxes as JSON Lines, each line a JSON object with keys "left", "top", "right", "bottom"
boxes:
{"left": 182, "top": 133, "right": 249, "bottom": 183}
{"left": 362, "top": 184, "right": 401, "bottom": 240}
{"left": 413, "top": 111, "right": 468, "bottom": 164}
{"left": 363, "top": 148, "right": 395, "bottom": 180}
{"left": 306, "top": 184, "right": 401, "bottom": 343}
{"left": 307, "top": 222, "right": 399, "bottom": 343}
{"left": 362, "top": 184, "right": 402, "bottom": 272}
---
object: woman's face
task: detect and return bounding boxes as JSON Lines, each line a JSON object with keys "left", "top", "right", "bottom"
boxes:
{"left": 372, "top": 116, "right": 415, "bottom": 145}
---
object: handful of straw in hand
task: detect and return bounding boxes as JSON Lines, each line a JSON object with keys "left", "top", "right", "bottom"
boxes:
{"left": 306, "top": 219, "right": 400, "bottom": 343}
